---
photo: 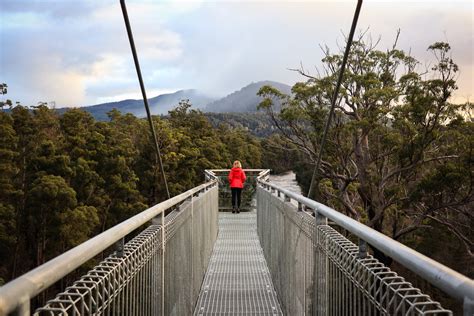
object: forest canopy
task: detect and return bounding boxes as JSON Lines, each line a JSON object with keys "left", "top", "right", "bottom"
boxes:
{"left": 258, "top": 37, "right": 473, "bottom": 275}
{"left": 0, "top": 102, "right": 266, "bottom": 284}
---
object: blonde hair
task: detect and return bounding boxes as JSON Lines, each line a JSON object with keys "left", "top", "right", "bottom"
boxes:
{"left": 233, "top": 160, "right": 242, "bottom": 168}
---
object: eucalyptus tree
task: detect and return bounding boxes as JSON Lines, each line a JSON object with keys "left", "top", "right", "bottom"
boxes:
{"left": 258, "top": 36, "right": 473, "bottom": 261}
{"left": 0, "top": 112, "right": 20, "bottom": 281}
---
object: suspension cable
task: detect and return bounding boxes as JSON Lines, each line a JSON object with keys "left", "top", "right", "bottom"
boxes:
{"left": 120, "top": 0, "right": 170, "bottom": 199}
{"left": 307, "top": 0, "right": 363, "bottom": 199}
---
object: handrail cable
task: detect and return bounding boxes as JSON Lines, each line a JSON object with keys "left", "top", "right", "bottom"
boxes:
{"left": 307, "top": 0, "right": 363, "bottom": 199}
{"left": 120, "top": 0, "right": 170, "bottom": 199}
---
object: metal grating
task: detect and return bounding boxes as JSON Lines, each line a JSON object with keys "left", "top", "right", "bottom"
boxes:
{"left": 194, "top": 211, "right": 283, "bottom": 315}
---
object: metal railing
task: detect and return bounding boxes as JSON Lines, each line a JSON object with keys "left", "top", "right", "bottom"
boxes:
{"left": 0, "top": 180, "right": 219, "bottom": 316}
{"left": 2, "top": 169, "right": 471, "bottom": 315}
{"left": 257, "top": 180, "right": 474, "bottom": 315}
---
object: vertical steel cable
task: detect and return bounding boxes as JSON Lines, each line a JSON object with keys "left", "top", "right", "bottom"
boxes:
{"left": 120, "top": 0, "right": 170, "bottom": 199}
{"left": 307, "top": 0, "right": 363, "bottom": 199}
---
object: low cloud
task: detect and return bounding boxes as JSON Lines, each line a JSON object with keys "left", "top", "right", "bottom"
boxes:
{"left": 1, "top": 1, "right": 186, "bottom": 106}
{"left": 1, "top": 1, "right": 472, "bottom": 107}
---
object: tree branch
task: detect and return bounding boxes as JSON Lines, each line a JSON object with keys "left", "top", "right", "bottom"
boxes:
{"left": 427, "top": 215, "right": 474, "bottom": 258}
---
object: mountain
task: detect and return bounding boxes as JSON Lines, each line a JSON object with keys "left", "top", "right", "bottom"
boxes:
{"left": 57, "top": 89, "right": 216, "bottom": 121}
{"left": 204, "top": 81, "right": 292, "bottom": 113}
{"left": 54, "top": 80, "right": 292, "bottom": 120}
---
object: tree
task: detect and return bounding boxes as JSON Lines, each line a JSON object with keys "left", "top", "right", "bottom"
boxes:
{"left": 0, "top": 112, "right": 21, "bottom": 279}
{"left": 59, "top": 206, "right": 99, "bottom": 248}
{"left": 261, "top": 134, "right": 300, "bottom": 174}
{"left": 258, "top": 35, "right": 473, "bottom": 264}
{"left": 27, "top": 175, "right": 77, "bottom": 266}
{"left": 0, "top": 101, "right": 270, "bottom": 283}
{"left": 166, "top": 101, "right": 230, "bottom": 192}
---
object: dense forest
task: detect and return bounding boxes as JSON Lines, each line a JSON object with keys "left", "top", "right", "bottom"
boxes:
{"left": 0, "top": 101, "right": 270, "bottom": 284}
{"left": 205, "top": 112, "right": 277, "bottom": 137}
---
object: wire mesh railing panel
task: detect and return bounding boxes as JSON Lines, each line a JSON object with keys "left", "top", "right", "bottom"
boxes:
{"left": 34, "top": 184, "right": 219, "bottom": 316}
{"left": 164, "top": 204, "right": 193, "bottom": 315}
{"left": 257, "top": 187, "right": 314, "bottom": 315}
{"left": 257, "top": 184, "right": 453, "bottom": 316}
{"left": 35, "top": 224, "right": 164, "bottom": 315}
{"left": 191, "top": 186, "right": 219, "bottom": 301}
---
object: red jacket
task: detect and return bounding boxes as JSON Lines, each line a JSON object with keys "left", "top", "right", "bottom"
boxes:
{"left": 228, "top": 167, "right": 246, "bottom": 188}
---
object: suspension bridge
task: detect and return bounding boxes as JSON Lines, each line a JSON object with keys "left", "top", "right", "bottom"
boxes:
{"left": 0, "top": 169, "right": 473, "bottom": 315}
{"left": 1, "top": 1, "right": 473, "bottom": 314}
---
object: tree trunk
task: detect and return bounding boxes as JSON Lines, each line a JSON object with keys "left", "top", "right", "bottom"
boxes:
{"left": 354, "top": 131, "right": 393, "bottom": 265}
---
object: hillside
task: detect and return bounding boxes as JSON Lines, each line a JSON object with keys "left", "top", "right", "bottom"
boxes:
{"left": 204, "top": 112, "right": 277, "bottom": 137}
{"left": 53, "top": 80, "right": 292, "bottom": 121}
{"left": 56, "top": 89, "right": 215, "bottom": 121}
{"left": 204, "top": 81, "right": 292, "bottom": 113}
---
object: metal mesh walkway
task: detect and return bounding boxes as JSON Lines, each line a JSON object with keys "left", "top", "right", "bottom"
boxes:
{"left": 194, "top": 211, "right": 283, "bottom": 315}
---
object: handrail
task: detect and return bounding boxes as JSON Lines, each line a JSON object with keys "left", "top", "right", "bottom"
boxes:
{"left": 204, "top": 169, "right": 270, "bottom": 183}
{"left": 204, "top": 169, "right": 216, "bottom": 181}
{"left": 257, "top": 169, "right": 270, "bottom": 181}
{"left": 205, "top": 169, "right": 270, "bottom": 178}
{"left": 258, "top": 179, "right": 474, "bottom": 307}
{"left": 205, "top": 169, "right": 271, "bottom": 172}
{"left": 0, "top": 180, "right": 217, "bottom": 315}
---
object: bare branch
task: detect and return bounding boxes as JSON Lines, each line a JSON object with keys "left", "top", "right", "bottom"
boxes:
{"left": 427, "top": 215, "right": 474, "bottom": 258}
{"left": 382, "top": 155, "right": 459, "bottom": 186}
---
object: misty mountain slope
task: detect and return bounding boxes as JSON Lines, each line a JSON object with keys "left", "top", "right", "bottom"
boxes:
{"left": 57, "top": 89, "right": 216, "bottom": 121}
{"left": 205, "top": 81, "right": 292, "bottom": 113}
{"left": 54, "top": 81, "right": 292, "bottom": 120}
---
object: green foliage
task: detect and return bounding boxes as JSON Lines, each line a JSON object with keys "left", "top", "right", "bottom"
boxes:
{"left": 0, "top": 204, "right": 16, "bottom": 265}
{"left": 261, "top": 134, "right": 300, "bottom": 174}
{"left": 60, "top": 206, "right": 99, "bottom": 247}
{"left": 205, "top": 112, "right": 276, "bottom": 137}
{"left": 0, "top": 113, "right": 19, "bottom": 188}
{"left": 27, "top": 175, "right": 77, "bottom": 265}
{"left": 258, "top": 36, "right": 473, "bottom": 270}
{"left": 0, "top": 101, "right": 269, "bottom": 282}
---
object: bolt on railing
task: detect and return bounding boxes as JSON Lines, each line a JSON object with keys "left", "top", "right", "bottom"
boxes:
{"left": 257, "top": 179, "right": 474, "bottom": 315}
{"left": 0, "top": 180, "right": 219, "bottom": 316}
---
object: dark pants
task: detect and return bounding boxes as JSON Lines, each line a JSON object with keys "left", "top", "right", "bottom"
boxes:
{"left": 231, "top": 188, "right": 242, "bottom": 209}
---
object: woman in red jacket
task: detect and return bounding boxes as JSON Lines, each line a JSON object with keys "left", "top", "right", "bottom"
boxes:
{"left": 228, "top": 160, "right": 246, "bottom": 213}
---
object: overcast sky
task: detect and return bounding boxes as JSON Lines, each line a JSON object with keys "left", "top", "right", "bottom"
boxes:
{"left": 1, "top": 0, "right": 472, "bottom": 107}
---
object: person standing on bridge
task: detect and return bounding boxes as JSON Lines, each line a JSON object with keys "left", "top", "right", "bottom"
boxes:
{"left": 228, "top": 160, "right": 246, "bottom": 214}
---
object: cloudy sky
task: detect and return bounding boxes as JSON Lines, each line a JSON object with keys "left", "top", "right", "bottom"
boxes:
{"left": 1, "top": 0, "right": 472, "bottom": 107}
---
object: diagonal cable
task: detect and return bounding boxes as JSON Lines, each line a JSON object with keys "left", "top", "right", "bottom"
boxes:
{"left": 120, "top": 0, "right": 170, "bottom": 199}
{"left": 307, "top": 0, "right": 363, "bottom": 199}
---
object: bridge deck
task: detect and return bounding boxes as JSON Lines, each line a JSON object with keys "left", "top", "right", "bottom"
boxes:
{"left": 194, "top": 211, "right": 283, "bottom": 315}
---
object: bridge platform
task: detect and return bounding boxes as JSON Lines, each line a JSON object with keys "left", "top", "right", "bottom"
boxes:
{"left": 194, "top": 211, "right": 283, "bottom": 315}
